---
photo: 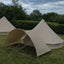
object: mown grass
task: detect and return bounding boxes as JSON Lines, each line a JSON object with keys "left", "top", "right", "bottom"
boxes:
{"left": 0, "top": 35, "right": 64, "bottom": 64}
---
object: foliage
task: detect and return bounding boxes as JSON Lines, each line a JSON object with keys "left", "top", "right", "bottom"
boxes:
{"left": 47, "top": 22, "right": 64, "bottom": 34}
{"left": 0, "top": 1, "right": 64, "bottom": 24}
{"left": 11, "top": 20, "right": 39, "bottom": 30}
{"left": 43, "top": 12, "right": 58, "bottom": 22}
{"left": 30, "top": 11, "right": 64, "bottom": 24}
{"left": 30, "top": 10, "right": 42, "bottom": 21}
{"left": 0, "top": 0, "right": 64, "bottom": 34}
{"left": 0, "top": 1, "right": 28, "bottom": 20}
{"left": 43, "top": 12, "right": 64, "bottom": 24}
{"left": 12, "top": 0, "right": 19, "bottom": 6}
{"left": 11, "top": 20, "right": 64, "bottom": 34}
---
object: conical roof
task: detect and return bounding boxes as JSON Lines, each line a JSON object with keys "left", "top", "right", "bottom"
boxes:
{"left": 0, "top": 16, "right": 15, "bottom": 32}
{"left": 33, "top": 19, "right": 64, "bottom": 44}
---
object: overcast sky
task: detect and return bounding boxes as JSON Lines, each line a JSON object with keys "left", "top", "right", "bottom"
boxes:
{"left": 0, "top": 0, "right": 64, "bottom": 14}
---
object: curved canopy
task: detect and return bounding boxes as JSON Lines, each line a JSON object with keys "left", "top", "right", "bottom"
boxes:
{"left": 5, "top": 29, "right": 51, "bottom": 57}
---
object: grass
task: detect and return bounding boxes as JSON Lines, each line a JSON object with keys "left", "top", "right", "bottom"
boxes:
{"left": 0, "top": 35, "right": 64, "bottom": 64}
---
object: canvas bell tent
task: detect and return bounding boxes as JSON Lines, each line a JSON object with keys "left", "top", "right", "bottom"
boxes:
{"left": 4, "top": 19, "right": 64, "bottom": 57}
{"left": 0, "top": 16, "right": 15, "bottom": 35}
{"left": 23, "top": 19, "right": 64, "bottom": 49}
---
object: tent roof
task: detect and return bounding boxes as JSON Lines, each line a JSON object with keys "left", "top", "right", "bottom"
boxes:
{"left": 32, "top": 19, "right": 64, "bottom": 44}
{"left": 0, "top": 16, "right": 15, "bottom": 32}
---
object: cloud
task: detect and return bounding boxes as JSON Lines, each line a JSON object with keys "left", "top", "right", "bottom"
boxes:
{"left": 20, "top": 0, "right": 64, "bottom": 5}
{"left": 0, "top": 0, "right": 64, "bottom": 14}
{"left": 0, "top": 0, "right": 12, "bottom": 5}
{"left": 19, "top": 0, "right": 64, "bottom": 14}
{"left": 38, "top": 1, "right": 64, "bottom": 14}
{"left": 19, "top": 1, "right": 34, "bottom": 14}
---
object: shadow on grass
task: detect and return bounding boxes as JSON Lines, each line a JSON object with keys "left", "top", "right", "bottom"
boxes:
{"left": 7, "top": 43, "right": 36, "bottom": 58}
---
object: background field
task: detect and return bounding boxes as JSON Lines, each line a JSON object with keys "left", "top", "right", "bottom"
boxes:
{"left": 0, "top": 34, "right": 64, "bottom": 64}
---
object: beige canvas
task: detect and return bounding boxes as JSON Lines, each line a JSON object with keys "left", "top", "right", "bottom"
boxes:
{"left": 33, "top": 19, "right": 64, "bottom": 44}
{"left": 31, "top": 19, "right": 64, "bottom": 49}
{"left": 5, "top": 29, "right": 26, "bottom": 45}
{"left": 0, "top": 16, "right": 15, "bottom": 35}
{"left": 23, "top": 19, "right": 64, "bottom": 49}
{"left": 25, "top": 30, "right": 51, "bottom": 56}
{"left": 5, "top": 29, "right": 51, "bottom": 57}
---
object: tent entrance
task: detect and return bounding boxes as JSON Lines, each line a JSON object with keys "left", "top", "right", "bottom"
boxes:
{"left": 22, "top": 35, "right": 34, "bottom": 47}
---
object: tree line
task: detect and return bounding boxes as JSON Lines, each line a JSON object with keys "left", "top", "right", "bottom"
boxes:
{"left": 0, "top": 0, "right": 64, "bottom": 24}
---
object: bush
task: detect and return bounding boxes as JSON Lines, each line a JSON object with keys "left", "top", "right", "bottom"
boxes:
{"left": 11, "top": 20, "right": 39, "bottom": 30}
{"left": 11, "top": 20, "right": 64, "bottom": 34}
{"left": 47, "top": 22, "right": 64, "bottom": 34}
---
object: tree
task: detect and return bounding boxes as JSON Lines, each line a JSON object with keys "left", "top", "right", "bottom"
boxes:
{"left": 42, "top": 12, "right": 64, "bottom": 23}
{"left": 57, "top": 15, "right": 64, "bottom": 24}
{"left": 0, "top": 2, "right": 5, "bottom": 7}
{"left": 12, "top": 0, "right": 18, "bottom": 7}
{"left": 43, "top": 12, "right": 58, "bottom": 22}
{"left": 30, "top": 9, "right": 42, "bottom": 21}
{"left": 0, "top": 0, "right": 29, "bottom": 20}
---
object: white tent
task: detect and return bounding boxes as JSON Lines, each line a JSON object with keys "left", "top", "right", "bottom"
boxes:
{"left": 4, "top": 19, "right": 64, "bottom": 57}
{"left": 23, "top": 19, "right": 64, "bottom": 49}
{"left": 0, "top": 16, "right": 15, "bottom": 35}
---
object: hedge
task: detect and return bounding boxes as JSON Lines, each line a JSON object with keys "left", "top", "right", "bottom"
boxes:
{"left": 47, "top": 22, "right": 64, "bottom": 34}
{"left": 11, "top": 20, "right": 64, "bottom": 34}
{"left": 11, "top": 20, "right": 39, "bottom": 30}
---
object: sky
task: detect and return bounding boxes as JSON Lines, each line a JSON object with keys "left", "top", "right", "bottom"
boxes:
{"left": 0, "top": 0, "right": 64, "bottom": 14}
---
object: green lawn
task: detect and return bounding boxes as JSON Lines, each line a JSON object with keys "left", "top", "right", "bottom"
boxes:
{"left": 0, "top": 35, "right": 64, "bottom": 64}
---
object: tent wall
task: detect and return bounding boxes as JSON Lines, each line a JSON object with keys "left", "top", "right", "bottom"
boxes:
{"left": 22, "top": 35, "right": 34, "bottom": 46}
{"left": 5, "top": 29, "right": 26, "bottom": 45}
{"left": 47, "top": 43, "right": 64, "bottom": 49}
{"left": 26, "top": 30, "right": 51, "bottom": 56}
{"left": 23, "top": 35, "right": 64, "bottom": 49}
{"left": 0, "top": 16, "right": 15, "bottom": 33}
{"left": 33, "top": 19, "right": 64, "bottom": 45}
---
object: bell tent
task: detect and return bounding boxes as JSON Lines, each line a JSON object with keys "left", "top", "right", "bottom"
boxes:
{"left": 0, "top": 16, "right": 15, "bottom": 35}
